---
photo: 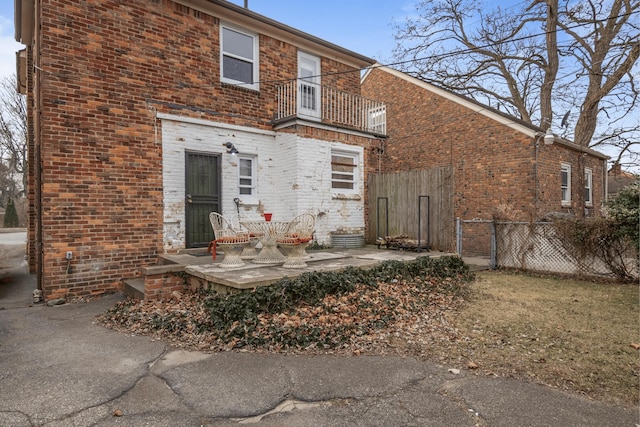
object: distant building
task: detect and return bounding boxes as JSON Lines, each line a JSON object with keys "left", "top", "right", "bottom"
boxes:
{"left": 607, "top": 163, "right": 638, "bottom": 199}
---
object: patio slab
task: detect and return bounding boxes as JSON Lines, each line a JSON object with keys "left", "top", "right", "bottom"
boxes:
{"left": 184, "top": 250, "right": 393, "bottom": 290}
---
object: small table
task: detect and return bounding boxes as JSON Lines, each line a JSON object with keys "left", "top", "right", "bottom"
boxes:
{"left": 240, "top": 220, "right": 290, "bottom": 264}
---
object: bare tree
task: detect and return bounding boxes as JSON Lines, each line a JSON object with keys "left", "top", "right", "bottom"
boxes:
{"left": 0, "top": 75, "right": 27, "bottom": 202}
{"left": 393, "top": 0, "right": 640, "bottom": 170}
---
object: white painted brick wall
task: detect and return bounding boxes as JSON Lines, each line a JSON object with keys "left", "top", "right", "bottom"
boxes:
{"left": 161, "top": 114, "right": 365, "bottom": 250}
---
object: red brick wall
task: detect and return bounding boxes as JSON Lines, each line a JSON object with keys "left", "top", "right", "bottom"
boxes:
{"left": 362, "top": 68, "right": 606, "bottom": 255}
{"left": 362, "top": 68, "right": 537, "bottom": 221}
{"left": 32, "top": 0, "right": 367, "bottom": 298}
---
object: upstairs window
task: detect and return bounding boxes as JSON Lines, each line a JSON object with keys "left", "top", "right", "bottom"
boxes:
{"left": 221, "top": 25, "right": 259, "bottom": 90}
{"left": 584, "top": 168, "right": 593, "bottom": 206}
{"left": 238, "top": 156, "right": 256, "bottom": 196}
{"left": 331, "top": 151, "right": 357, "bottom": 192}
{"left": 561, "top": 163, "right": 571, "bottom": 206}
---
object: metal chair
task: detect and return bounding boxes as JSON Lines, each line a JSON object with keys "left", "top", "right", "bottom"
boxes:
{"left": 208, "top": 212, "right": 250, "bottom": 268}
{"left": 277, "top": 212, "right": 316, "bottom": 268}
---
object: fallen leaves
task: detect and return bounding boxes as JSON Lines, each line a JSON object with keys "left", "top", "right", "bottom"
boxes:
{"left": 98, "top": 272, "right": 469, "bottom": 357}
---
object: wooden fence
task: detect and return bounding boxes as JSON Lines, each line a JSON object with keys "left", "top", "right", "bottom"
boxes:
{"left": 367, "top": 167, "right": 454, "bottom": 252}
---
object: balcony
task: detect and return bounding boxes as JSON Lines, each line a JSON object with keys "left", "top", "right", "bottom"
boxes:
{"left": 275, "top": 80, "right": 386, "bottom": 136}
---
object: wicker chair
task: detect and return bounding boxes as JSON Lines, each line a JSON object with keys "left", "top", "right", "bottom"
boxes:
{"left": 208, "top": 212, "right": 251, "bottom": 268}
{"left": 277, "top": 212, "right": 316, "bottom": 268}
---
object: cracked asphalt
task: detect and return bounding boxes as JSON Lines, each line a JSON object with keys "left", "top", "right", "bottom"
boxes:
{"left": 1, "top": 232, "right": 637, "bottom": 426}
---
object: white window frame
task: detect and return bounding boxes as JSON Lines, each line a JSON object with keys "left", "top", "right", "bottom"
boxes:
{"left": 561, "top": 163, "right": 571, "bottom": 206}
{"left": 237, "top": 155, "right": 257, "bottom": 200}
{"left": 220, "top": 24, "right": 259, "bottom": 91}
{"left": 297, "top": 51, "right": 321, "bottom": 120}
{"left": 331, "top": 150, "right": 359, "bottom": 194}
{"left": 584, "top": 168, "right": 593, "bottom": 206}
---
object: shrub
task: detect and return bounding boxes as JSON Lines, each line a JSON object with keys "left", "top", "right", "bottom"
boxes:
{"left": 553, "top": 183, "right": 639, "bottom": 283}
{"left": 603, "top": 181, "right": 639, "bottom": 253}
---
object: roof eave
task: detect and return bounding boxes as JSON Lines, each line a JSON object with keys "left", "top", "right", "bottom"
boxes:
{"left": 14, "top": 0, "right": 34, "bottom": 45}
{"left": 182, "top": 0, "right": 376, "bottom": 69}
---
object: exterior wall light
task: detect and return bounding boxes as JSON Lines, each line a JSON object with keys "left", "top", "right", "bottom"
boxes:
{"left": 544, "top": 128, "right": 555, "bottom": 145}
{"left": 224, "top": 142, "right": 239, "bottom": 155}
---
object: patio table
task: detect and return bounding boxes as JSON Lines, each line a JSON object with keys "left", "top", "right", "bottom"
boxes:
{"left": 240, "top": 220, "right": 290, "bottom": 264}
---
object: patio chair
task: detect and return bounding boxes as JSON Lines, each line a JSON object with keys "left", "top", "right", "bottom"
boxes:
{"left": 277, "top": 212, "right": 316, "bottom": 268}
{"left": 208, "top": 212, "right": 251, "bottom": 268}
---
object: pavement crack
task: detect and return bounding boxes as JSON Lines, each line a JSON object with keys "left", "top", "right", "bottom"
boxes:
{"left": 438, "top": 380, "right": 487, "bottom": 427}
{"left": 230, "top": 398, "right": 328, "bottom": 424}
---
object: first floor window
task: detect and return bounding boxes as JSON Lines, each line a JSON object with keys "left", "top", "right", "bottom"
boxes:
{"left": 584, "top": 168, "right": 593, "bottom": 206}
{"left": 238, "top": 156, "right": 255, "bottom": 196}
{"left": 331, "top": 151, "right": 357, "bottom": 191}
{"left": 561, "top": 163, "right": 571, "bottom": 206}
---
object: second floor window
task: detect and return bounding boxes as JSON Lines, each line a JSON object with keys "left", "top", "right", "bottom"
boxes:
{"left": 238, "top": 156, "right": 256, "bottom": 196}
{"left": 221, "top": 25, "right": 259, "bottom": 90}
{"left": 561, "top": 163, "right": 571, "bottom": 206}
{"left": 331, "top": 151, "right": 357, "bottom": 191}
{"left": 584, "top": 168, "right": 593, "bottom": 206}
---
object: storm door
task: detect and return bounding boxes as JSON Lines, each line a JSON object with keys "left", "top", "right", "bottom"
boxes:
{"left": 185, "top": 152, "right": 221, "bottom": 248}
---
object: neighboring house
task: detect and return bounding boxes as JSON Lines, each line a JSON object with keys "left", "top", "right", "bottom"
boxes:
{"left": 607, "top": 162, "right": 637, "bottom": 199}
{"left": 361, "top": 65, "right": 608, "bottom": 255}
{"left": 14, "top": 0, "right": 387, "bottom": 299}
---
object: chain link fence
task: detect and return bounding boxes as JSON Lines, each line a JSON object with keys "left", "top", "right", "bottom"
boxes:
{"left": 456, "top": 219, "right": 638, "bottom": 279}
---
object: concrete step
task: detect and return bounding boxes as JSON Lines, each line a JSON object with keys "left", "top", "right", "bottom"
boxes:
{"left": 123, "top": 278, "right": 145, "bottom": 300}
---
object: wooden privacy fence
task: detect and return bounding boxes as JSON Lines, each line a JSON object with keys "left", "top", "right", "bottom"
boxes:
{"left": 367, "top": 167, "right": 454, "bottom": 252}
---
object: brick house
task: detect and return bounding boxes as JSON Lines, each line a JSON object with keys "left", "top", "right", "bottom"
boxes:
{"left": 361, "top": 65, "right": 608, "bottom": 254}
{"left": 14, "top": 0, "right": 387, "bottom": 299}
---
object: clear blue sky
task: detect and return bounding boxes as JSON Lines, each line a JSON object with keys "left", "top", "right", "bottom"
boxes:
{"left": 225, "top": 0, "right": 410, "bottom": 61}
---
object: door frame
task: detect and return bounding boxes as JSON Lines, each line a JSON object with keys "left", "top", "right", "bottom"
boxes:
{"left": 297, "top": 51, "right": 321, "bottom": 120}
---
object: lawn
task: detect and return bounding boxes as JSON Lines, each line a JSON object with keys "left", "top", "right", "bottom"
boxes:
{"left": 99, "top": 258, "right": 639, "bottom": 408}
{"left": 435, "top": 270, "right": 639, "bottom": 408}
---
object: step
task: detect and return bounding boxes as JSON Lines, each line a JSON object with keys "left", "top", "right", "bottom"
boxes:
{"left": 123, "top": 278, "right": 145, "bottom": 300}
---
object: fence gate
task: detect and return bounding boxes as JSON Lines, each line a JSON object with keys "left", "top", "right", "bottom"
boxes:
{"left": 367, "top": 167, "right": 453, "bottom": 252}
{"left": 455, "top": 218, "right": 496, "bottom": 268}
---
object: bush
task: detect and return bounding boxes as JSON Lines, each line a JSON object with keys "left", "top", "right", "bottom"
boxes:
{"left": 3, "top": 198, "right": 19, "bottom": 228}
{"left": 604, "top": 181, "right": 639, "bottom": 253}
{"left": 553, "top": 184, "right": 639, "bottom": 283}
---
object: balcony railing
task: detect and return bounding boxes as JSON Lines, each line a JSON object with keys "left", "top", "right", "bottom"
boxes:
{"left": 276, "top": 80, "right": 387, "bottom": 135}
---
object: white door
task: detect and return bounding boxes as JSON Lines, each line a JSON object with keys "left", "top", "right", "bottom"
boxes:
{"left": 297, "top": 52, "right": 321, "bottom": 120}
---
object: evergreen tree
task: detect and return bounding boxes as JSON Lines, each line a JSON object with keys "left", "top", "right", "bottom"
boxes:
{"left": 3, "top": 198, "right": 19, "bottom": 228}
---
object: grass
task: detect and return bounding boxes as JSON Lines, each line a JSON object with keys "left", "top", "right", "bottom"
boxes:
{"left": 431, "top": 270, "right": 639, "bottom": 408}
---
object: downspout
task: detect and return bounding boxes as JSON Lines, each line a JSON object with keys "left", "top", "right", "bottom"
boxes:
{"left": 34, "top": 0, "right": 44, "bottom": 291}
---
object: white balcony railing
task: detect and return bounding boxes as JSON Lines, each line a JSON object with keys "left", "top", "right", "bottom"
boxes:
{"left": 276, "top": 80, "right": 386, "bottom": 135}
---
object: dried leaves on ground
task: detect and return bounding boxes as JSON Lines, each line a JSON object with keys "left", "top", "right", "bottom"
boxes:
{"left": 97, "top": 258, "right": 639, "bottom": 408}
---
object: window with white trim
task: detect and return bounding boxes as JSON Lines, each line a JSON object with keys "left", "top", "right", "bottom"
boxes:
{"left": 221, "top": 25, "right": 259, "bottom": 90}
{"left": 331, "top": 151, "right": 358, "bottom": 192}
{"left": 561, "top": 163, "right": 571, "bottom": 206}
{"left": 238, "top": 155, "right": 256, "bottom": 196}
{"left": 584, "top": 168, "right": 593, "bottom": 206}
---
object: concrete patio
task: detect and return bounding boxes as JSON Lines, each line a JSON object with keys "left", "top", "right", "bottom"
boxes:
{"left": 125, "top": 245, "right": 492, "bottom": 299}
